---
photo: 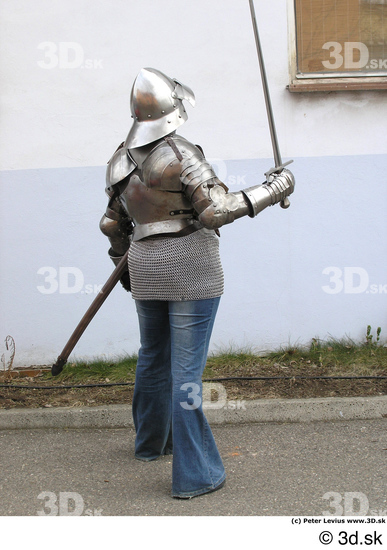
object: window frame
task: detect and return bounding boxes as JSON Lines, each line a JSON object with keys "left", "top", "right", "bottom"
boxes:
{"left": 287, "top": 0, "right": 387, "bottom": 92}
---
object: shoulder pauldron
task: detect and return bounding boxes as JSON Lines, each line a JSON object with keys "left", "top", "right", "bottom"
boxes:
{"left": 106, "top": 143, "right": 137, "bottom": 191}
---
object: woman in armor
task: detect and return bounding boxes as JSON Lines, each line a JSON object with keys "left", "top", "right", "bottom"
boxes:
{"left": 100, "top": 68, "right": 294, "bottom": 498}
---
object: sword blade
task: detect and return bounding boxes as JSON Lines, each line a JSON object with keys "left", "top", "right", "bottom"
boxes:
{"left": 249, "top": 0, "right": 282, "bottom": 168}
{"left": 248, "top": 0, "right": 293, "bottom": 188}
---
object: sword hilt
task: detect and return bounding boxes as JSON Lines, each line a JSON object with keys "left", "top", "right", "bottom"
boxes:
{"left": 265, "top": 160, "right": 293, "bottom": 210}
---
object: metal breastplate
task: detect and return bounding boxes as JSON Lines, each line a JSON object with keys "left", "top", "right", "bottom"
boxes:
{"left": 118, "top": 137, "right": 203, "bottom": 241}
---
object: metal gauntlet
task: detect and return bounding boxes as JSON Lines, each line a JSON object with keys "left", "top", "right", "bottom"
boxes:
{"left": 108, "top": 248, "right": 131, "bottom": 292}
{"left": 242, "top": 169, "right": 295, "bottom": 217}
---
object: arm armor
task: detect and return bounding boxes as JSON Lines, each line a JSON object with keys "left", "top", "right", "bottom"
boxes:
{"left": 102, "top": 141, "right": 136, "bottom": 257}
{"left": 180, "top": 153, "right": 295, "bottom": 229}
{"left": 99, "top": 188, "right": 134, "bottom": 292}
{"left": 99, "top": 208, "right": 133, "bottom": 292}
{"left": 99, "top": 211, "right": 132, "bottom": 257}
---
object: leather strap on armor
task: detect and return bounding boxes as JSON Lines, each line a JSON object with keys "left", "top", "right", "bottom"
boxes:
{"left": 164, "top": 136, "right": 184, "bottom": 161}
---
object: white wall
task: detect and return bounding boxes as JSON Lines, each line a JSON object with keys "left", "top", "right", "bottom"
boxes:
{"left": 0, "top": 0, "right": 386, "bottom": 366}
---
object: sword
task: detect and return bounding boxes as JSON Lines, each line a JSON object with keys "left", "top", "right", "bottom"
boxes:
{"left": 248, "top": 0, "right": 293, "bottom": 208}
{"left": 51, "top": 251, "right": 129, "bottom": 376}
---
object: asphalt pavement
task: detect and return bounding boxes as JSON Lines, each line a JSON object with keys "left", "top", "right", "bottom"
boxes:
{"left": 0, "top": 415, "right": 386, "bottom": 516}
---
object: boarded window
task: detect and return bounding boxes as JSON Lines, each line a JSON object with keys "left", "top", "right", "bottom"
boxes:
{"left": 294, "top": 0, "right": 387, "bottom": 77}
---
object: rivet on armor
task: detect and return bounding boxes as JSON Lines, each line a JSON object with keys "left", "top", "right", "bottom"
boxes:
{"left": 167, "top": 120, "right": 171, "bottom": 123}
{"left": 161, "top": 110, "right": 165, "bottom": 114}
{"left": 170, "top": 211, "right": 175, "bottom": 215}
{"left": 147, "top": 114, "right": 152, "bottom": 118}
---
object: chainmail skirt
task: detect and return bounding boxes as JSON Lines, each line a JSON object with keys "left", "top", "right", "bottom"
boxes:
{"left": 128, "top": 228, "right": 224, "bottom": 301}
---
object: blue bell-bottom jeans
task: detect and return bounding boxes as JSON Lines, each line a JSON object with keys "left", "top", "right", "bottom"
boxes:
{"left": 132, "top": 297, "right": 226, "bottom": 498}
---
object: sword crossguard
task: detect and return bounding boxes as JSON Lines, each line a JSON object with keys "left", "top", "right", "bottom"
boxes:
{"left": 265, "top": 160, "right": 293, "bottom": 182}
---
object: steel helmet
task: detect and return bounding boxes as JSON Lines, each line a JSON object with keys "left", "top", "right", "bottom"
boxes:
{"left": 125, "top": 67, "right": 195, "bottom": 149}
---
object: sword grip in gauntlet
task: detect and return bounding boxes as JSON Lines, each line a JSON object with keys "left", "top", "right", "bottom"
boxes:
{"left": 242, "top": 169, "right": 295, "bottom": 217}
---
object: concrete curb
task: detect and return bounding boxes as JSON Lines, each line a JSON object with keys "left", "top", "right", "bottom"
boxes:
{"left": 0, "top": 395, "right": 386, "bottom": 430}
